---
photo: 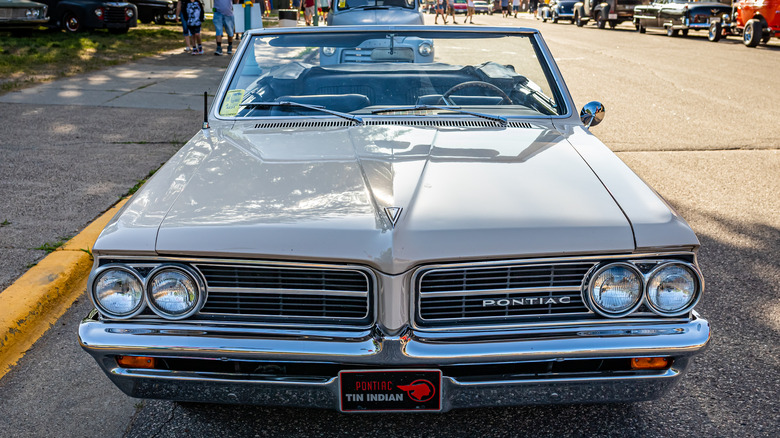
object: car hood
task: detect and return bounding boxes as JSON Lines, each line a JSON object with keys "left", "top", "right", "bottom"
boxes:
{"left": 120, "top": 123, "right": 642, "bottom": 274}
{"left": 329, "top": 8, "right": 424, "bottom": 25}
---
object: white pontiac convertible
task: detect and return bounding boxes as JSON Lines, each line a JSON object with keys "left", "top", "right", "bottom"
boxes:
{"left": 79, "top": 26, "right": 710, "bottom": 413}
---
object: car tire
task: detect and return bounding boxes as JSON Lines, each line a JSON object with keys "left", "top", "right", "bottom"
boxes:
{"left": 552, "top": 13, "right": 558, "bottom": 23}
{"left": 62, "top": 11, "right": 82, "bottom": 32}
{"left": 681, "top": 29, "right": 689, "bottom": 37}
{"left": 666, "top": 26, "right": 679, "bottom": 37}
{"left": 596, "top": 12, "right": 606, "bottom": 29}
{"left": 761, "top": 30, "right": 772, "bottom": 43}
{"left": 708, "top": 21, "right": 722, "bottom": 41}
{"left": 575, "top": 12, "right": 584, "bottom": 27}
{"left": 744, "top": 19, "right": 763, "bottom": 47}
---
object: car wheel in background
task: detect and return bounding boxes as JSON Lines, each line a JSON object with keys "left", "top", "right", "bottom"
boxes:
{"left": 596, "top": 12, "right": 606, "bottom": 29}
{"left": 666, "top": 26, "right": 679, "bottom": 37}
{"left": 708, "top": 21, "right": 721, "bottom": 41}
{"left": 575, "top": 11, "right": 584, "bottom": 27}
{"left": 761, "top": 30, "right": 771, "bottom": 43}
{"left": 681, "top": 29, "right": 688, "bottom": 36}
{"left": 552, "top": 13, "right": 558, "bottom": 23}
{"left": 62, "top": 11, "right": 82, "bottom": 32}
{"left": 744, "top": 19, "right": 762, "bottom": 46}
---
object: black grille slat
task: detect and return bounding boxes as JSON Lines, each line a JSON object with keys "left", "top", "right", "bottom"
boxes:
{"left": 196, "top": 264, "right": 371, "bottom": 323}
{"left": 418, "top": 263, "right": 595, "bottom": 325}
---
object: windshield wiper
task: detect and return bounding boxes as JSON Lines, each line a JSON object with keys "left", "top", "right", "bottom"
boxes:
{"left": 371, "top": 105, "right": 507, "bottom": 127}
{"left": 240, "top": 101, "right": 364, "bottom": 125}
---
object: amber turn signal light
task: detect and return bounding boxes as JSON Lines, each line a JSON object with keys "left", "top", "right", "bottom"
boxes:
{"left": 630, "top": 357, "right": 670, "bottom": 370}
{"left": 116, "top": 355, "right": 157, "bottom": 369}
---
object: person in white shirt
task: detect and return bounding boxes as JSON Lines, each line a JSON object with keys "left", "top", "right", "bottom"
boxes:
{"left": 465, "top": 0, "right": 474, "bottom": 23}
{"left": 512, "top": 0, "right": 520, "bottom": 17}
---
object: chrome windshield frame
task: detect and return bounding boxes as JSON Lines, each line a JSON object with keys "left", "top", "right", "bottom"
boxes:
{"left": 211, "top": 26, "right": 577, "bottom": 125}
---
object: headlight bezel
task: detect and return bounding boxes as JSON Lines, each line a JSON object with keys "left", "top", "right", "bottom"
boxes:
{"left": 90, "top": 265, "right": 146, "bottom": 319}
{"left": 144, "top": 264, "right": 205, "bottom": 320}
{"left": 585, "top": 262, "right": 645, "bottom": 318}
{"left": 645, "top": 262, "right": 703, "bottom": 317}
{"left": 584, "top": 259, "right": 704, "bottom": 319}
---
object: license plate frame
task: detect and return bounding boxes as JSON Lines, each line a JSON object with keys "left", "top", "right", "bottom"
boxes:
{"left": 339, "top": 369, "right": 442, "bottom": 413}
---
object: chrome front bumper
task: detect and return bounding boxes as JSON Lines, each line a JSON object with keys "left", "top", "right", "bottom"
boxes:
{"left": 79, "top": 312, "right": 710, "bottom": 411}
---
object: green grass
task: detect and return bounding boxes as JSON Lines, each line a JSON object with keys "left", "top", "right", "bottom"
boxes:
{"left": 0, "top": 24, "right": 189, "bottom": 93}
{"left": 34, "top": 236, "right": 72, "bottom": 254}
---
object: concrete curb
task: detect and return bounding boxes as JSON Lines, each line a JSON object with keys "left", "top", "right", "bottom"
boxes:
{"left": 0, "top": 199, "right": 127, "bottom": 379}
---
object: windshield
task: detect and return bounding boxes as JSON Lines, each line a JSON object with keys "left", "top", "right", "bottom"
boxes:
{"left": 219, "top": 30, "right": 566, "bottom": 120}
{"left": 337, "top": 0, "right": 416, "bottom": 10}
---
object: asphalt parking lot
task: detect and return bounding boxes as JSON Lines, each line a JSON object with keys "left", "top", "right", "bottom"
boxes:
{"left": 0, "top": 13, "right": 778, "bottom": 437}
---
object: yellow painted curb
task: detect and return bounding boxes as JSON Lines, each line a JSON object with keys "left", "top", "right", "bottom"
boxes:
{"left": 0, "top": 199, "right": 128, "bottom": 379}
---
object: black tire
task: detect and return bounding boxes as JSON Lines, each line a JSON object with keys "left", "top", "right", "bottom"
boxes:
{"left": 744, "top": 19, "right": 762, "bottom": 47}
{"left": 608, "top": 19, "right": 618, "bottom": 28}
{"left": 61, "top": 11, "right": 81, "bottom": 32}
{"left": 681, "top": 29, "right": 689, "bottom": 37}
{"left": 708, "top": 21, "right": 722, "bottom": 41}
{"left": 761, "top": 30, "right": 772, "bottom": 43}
{"left": 575, "top": 11, "right": 584, "bottom": 27}
{"left": 596, "top": 12, "right": 606, "bottom": 29}
{"left": 666, "top": 26, "right": 679, "bottom": 37}
{"left": 552, "top": 13, "right": 558, "bottom": 23}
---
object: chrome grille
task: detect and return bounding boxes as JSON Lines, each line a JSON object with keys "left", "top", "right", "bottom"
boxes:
{"left": 417, "top": 262, "right": 595, "bottom": 325}
{"left": 196, "top": 264, "right": 372, "bottom": 324}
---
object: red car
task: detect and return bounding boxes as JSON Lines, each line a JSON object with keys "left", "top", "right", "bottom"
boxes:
{"left": 709, "top": 0, "right": 780, "bottom": 47}
{"left": 453, "top": 0, "right": 469, "bottom": 13}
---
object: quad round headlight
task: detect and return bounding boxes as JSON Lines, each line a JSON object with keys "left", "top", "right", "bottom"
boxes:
{"left": 146, "top": 266, "right": 202, "bottom": 319}
{"left": 418, "top": 42, "right": 433, "bottom": 57}
{"left": 93, "top": 267, "right": 144, "bottom": 318}
{"left": 588, "top": 263, "right": 643, "bottom": 317}
{"left": 646, "top": 263, "right": 701, "bottom": 316}
{"left": 322, "top": 47, "right": 336, "bottom": 56}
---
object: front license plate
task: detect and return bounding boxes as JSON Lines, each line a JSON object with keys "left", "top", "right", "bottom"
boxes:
{"left": 608, "top": 13, "right": 618, "bottom": 19}
{"left": 339, "top": 369, "right": 442, "bottom": 412}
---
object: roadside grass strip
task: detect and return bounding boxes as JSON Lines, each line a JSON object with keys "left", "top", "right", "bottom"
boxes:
{"left": 0, "top": 199, "right": 128, "bottom": 379}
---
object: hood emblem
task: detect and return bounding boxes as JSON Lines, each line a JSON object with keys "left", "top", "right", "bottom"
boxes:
{"left": 384, "top": 207, "right": 403, "bottom": 228}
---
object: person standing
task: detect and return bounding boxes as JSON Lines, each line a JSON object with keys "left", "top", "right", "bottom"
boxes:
{"left": 445, "top": 0, "right": 456, "bottom": 23}
{"left": 529, "top": 0, "right": 538, "bottom": 18}
{"left": 512, "top": 0, "right": 519, "bottom": 17}
{"left": 213, "top": 0, "right": 235, "bottom": 56}
{"left": 182, "top": 0, "right": 204, "bottom": 55}
{"left": 434, "top": 0, "right": 446, "bottom": 24}
{"left": 501, "top": 0, "right": 509, "bottom": 17}
{"left": 175, "top": 1, "right": 192, "bottom": 53}
{"left": 304, "top": 0, "right": 316, "bottom": 25}
{"left": 465, "top": 0, "right": 474, "bottom": 23}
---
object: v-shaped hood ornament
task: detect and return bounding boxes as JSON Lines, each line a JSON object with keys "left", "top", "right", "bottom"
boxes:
{"left": 384, "top": 207, "right": 403, "bottom": 228}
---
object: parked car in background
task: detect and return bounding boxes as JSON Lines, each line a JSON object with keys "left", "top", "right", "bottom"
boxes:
{"left": 328, "top": 0, "right": 424, "bottom": 25}
{"left": 38, "top": 0, "right": 137, "bottom": 32}
{"left": 473, "top": 0, "right": 491, "bottom": 13}
{"left": 79, "top": 26, "right": 710, "bottom": 413}
{"left": 634, "top": 0, "right": 731, "bottom": 36}
{"left": 0, "top": 0, "right": 48, "bottom": 31}
{"left": 574, "top": 0, "right": 650, "bottom": 28}
{"left": 453, "top": 0, "right": 468, "bottom": 13}
{"left": 540, "top": 0, "right": 577, "bottom": 22}
{"left": 129, "top": 0, "right": 175, "bottom": 24}
{"left": 708, "top": 0, "right": 780, "bottom": 46}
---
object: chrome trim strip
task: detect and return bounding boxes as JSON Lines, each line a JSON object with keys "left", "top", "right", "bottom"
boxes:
{"left": 451, "top": 368, "right": 678, "bottom": 386}
{"left": 419, "top": 286, "right": 581, "bottom": 298}
{"left": 206, "top": 287, "right": 368, "bottom": 298}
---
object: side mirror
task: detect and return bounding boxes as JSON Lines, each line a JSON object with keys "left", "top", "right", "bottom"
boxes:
{"left": 580, "top": 101, "right": 605, "bottom": 128}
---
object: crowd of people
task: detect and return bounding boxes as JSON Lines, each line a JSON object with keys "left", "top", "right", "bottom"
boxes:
{"left": 434, "top": 0, "right": 541, "bottom": 25}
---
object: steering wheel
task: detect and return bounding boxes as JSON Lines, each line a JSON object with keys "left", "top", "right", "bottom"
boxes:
{"left": 442, "top": 81, "right": 513, "bottom": 105}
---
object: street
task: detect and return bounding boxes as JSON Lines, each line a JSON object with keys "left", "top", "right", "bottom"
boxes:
{"left": 0, "top": 12, "right": 778, "bottom": 437}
